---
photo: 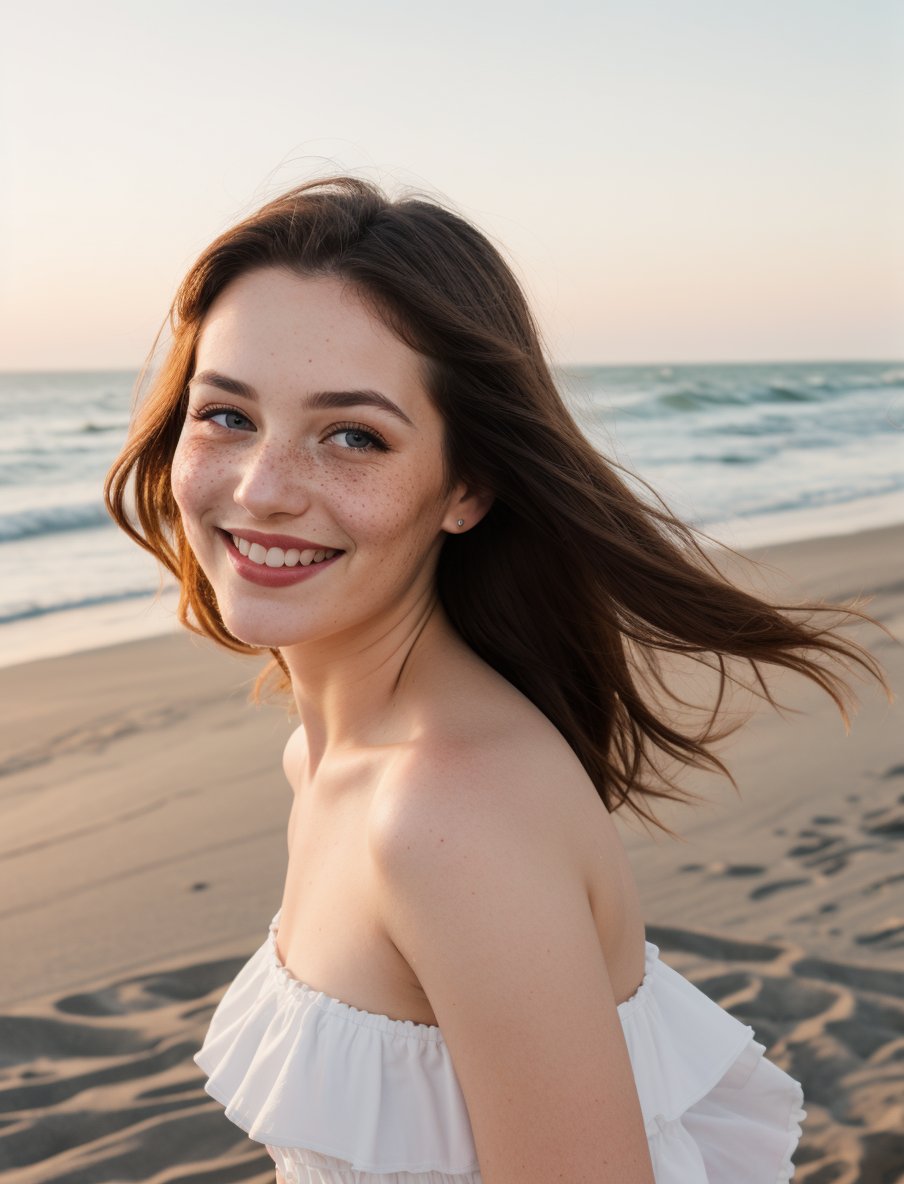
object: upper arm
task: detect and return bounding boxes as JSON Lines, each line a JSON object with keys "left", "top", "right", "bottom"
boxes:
{"left": 369, "top": 764, "right": 654, "bottom": 1184}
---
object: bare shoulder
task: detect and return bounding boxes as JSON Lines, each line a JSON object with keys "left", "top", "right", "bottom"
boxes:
{"left": 281, "top": 723, "right": 308, "bottom": 790}
{"left": 369, "top": 679, "right": 607, "bottom": 872}
{"left": 366, "top": 684, "right": 653, "bottom": 1182}
{"left": 365, "top": 664, "right": 636, "bottom": 981}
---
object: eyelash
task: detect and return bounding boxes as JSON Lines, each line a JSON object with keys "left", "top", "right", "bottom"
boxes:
{"left": 329, "top": 420, "right": 390, "bottom": 453}
{"left": 190, "top": 404, "right": 252, "bottom": 431}
{"left": 189, "top": 404, "right": 390, "bottom": 453}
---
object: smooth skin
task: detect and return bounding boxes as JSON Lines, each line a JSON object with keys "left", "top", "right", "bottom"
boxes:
{"left": 172, "top": 268, "right": 655, "bottom": 1183}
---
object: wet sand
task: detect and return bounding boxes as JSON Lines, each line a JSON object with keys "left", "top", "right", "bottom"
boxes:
{"left": 1, "top": 524, "right": 901, "bottom": 1183}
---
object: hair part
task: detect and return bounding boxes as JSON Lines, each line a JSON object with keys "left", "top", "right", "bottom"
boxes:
{"left": 105, "top": 175, "right": 893, "bottom": 833}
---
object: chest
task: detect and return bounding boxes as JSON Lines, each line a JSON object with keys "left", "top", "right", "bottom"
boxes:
{"left": 276, "top": 782, "right": 441, "bottom": 1026}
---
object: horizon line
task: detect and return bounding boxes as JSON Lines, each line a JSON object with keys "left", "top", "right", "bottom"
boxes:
{"left": 1, "top": 356, "right": 902, "bottom": 378}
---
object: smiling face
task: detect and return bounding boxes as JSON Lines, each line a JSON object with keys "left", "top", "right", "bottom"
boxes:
{"left": 171, "top": 267, "right": 479, "bottom": 651}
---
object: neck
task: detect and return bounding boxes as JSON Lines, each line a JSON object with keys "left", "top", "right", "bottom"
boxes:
{"left": 280, "top": 585, "right": 459, "bottom": 775}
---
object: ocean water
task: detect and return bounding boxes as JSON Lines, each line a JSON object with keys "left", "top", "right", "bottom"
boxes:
{"left": 1, "top": 362, "right": 902, "bottom": 667}
{"left": 561, "top": 361, "right": 904, "bottom": 548}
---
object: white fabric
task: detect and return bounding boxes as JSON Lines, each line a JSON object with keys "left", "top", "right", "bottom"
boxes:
{"left": 195, "top": 910, "right": 805, "bottom": 1182}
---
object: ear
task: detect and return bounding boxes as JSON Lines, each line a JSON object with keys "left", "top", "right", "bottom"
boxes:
{"left": 441, "top": 481, "right": 495, "bottom": 535}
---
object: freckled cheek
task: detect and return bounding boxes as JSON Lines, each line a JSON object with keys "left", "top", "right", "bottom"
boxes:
{"left": 332, "top": 472, "right": 446, "bottom": 557}
{"left": 170, "top": 439, "right": 223, "bottom": 531}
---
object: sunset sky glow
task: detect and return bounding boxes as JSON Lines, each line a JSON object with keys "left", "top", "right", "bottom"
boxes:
{"left": 3, "top": 0, "right": 903, "bottom": 369}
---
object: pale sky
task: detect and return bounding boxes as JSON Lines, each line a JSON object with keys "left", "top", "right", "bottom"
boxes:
{"left": 2, "top": 0, "right": 902, "bottom": 369}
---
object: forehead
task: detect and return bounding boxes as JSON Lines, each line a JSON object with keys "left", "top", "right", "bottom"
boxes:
{"left": 194, "top": 268, "right": 428, "bottom": 401}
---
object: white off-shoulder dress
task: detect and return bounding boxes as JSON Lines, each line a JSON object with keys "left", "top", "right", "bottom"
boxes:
{"left": 194, "top": 909, "right": 805, "bottom": 1183}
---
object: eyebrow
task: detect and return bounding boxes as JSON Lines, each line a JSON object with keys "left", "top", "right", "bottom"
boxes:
{"left": 188, "top": 369, "right": 415, "bottom": 428}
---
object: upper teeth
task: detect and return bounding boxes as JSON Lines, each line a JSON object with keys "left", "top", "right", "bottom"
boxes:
{"left": 231, "top": 535, "right": 338, "bottom": 567}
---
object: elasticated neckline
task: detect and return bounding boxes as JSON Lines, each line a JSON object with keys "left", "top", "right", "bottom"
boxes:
{"left": 267, "top": 908, "right": 658, "bottom": 1042}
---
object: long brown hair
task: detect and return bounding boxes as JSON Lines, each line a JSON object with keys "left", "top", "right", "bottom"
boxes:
{"left": 104, "top": 175, "right": 893, "bottom": 829}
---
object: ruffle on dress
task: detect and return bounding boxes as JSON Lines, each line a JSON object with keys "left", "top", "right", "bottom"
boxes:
{"left": 619, "top": 953, "right": 805, "bottom": 1181}
{"left": 194, "top": 911, "right": 805, "bottom": 1182}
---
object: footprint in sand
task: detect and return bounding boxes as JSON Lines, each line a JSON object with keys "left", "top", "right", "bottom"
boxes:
{"left": 861, "top": 806, "right": 904, "bottom": 840}
{"left": 791, "top": 900, "right": 840, "bottom": 923}
{"left": 855, "top": 919, "right": 904, "bottom": 948}
{"left": 788, "top": 833, "right": 840, "bottom": 859}
{"left": 644, "top": 924, "right": 782, "bottom": 963}
{"left": 851, "top": 768, "right": 904, "bottom": 845}
{"left": 785, "top": 816, "right": 886, "bottom": 878}
{"left": 863, "top": 871, "right": 904, "bottom": 896}
{"left": 750, "top": 878, "right": 811, "bottom": 901}
{"left": 679, "top": 862, "right": 765, "bottom": 877}
{"left": 55, "top": 957, "right": 245, "bottom": 1017}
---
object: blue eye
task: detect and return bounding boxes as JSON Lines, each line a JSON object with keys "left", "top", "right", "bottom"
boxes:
{"left": 192, "top": 405, "right": 254, "bottom": 431}
{"left": 208, "top": 409, "right": 250, "bottom": 433}
{"left": 329, "top": 424, "right": 389, "bottom": 452}
{"left": 339, "top": 428, "right": 374, "bottom": 449}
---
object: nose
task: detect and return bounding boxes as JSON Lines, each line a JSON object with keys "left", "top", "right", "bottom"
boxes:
{"left": 232, "top": 439, "right": 313, "bottom": 521}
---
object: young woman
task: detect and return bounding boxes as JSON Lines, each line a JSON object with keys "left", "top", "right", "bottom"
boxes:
{"left": 105, "top": 176, "right": 889, "bottom": 1183}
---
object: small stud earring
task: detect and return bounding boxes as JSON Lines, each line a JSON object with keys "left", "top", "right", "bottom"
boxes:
{"left": 456, "top": 518, "right": 465, "bottom": 528}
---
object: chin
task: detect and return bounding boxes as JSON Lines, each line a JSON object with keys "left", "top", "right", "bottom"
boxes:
{"left": 229, "top": 626, "right": 306, "bottom": 651}
{"left": 216, "top": 608, "right": 309, "bottom": 651}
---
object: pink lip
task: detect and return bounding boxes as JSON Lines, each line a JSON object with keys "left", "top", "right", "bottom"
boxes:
{"left": 221, "top": 531, "right": 343, "bottom": 587}
{"left": 221, "top": 527, "right": 340, "bottom": 552}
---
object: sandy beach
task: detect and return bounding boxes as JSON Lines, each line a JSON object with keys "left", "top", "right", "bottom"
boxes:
{"left": 1, "top": 523, "right": 901, "bottom": 1183}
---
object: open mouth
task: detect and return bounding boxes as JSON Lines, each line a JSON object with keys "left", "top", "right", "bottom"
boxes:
{"left": 221, "top": 530, "right": 343, "bottom": 569}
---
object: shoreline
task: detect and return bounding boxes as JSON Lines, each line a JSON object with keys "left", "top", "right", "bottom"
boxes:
{"left": 3, "top": 511, "right": 903, "bottom": 673}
